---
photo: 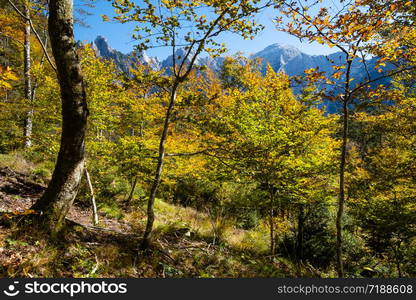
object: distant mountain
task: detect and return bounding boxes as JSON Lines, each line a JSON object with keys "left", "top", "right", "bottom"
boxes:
{"left": 92, "top": 36, "right": 160, "bottom": 73}
{"left": 92, "top": 36, "right": 391, "bottom": 112}
{"left": 249, "top": 43, "right": 391, "bottom": 112}
{"left": 159, "top": 48, "right": 225, "bottom": 75}
{"left": 251, "top": 43, "right": 389, "bottom": 88}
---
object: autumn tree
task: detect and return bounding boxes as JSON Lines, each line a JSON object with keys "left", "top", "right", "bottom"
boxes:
{"left": 79, "top": 45, "right": 159, "bottom": 210}
{"left": 6, "top": 0, "right": 57, "bottom": 148}
{"left": 276, "top": 0, "right": 414, "bottom": 277}
{"left": 349, "top": 112, "right": 416, "bottom": 276}
{"left": 194, "top": 60, "right": 337, "bottom": 256}
{"left": 110, "top": 0, "right": 276, "bottom": 249}
{"left": 0, "top": 1, "right": 52, "bottom": 151}
{"left": 348, "top": 18, "right": 416, "bottom": 276}
{"left": 31, "top": 0, "right": 89, "bottom": 235}
{"left": 0, "top": 66, "right": 18, "bottom": 95}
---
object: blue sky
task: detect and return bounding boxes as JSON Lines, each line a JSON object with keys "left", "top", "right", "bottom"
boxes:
{"left": 74, "top": 1, "right": 339, "bottom": 60}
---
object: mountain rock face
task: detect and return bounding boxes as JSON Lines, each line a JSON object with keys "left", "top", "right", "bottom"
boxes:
{"left": 159, "top": 48, "right": 226, "bottom": 75}
{"left": 251, "top": 43, "right": 388, "bottom": 87}
{"left": 93, "top": 36, "right": 388, "bottom": 85}
{"left": 252, "top": 43, "right": 390, "bottom": 112}
{"left": 92, "top": 36, "right": 160, "bottom": 73}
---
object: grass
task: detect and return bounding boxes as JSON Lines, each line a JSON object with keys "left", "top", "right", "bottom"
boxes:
{"left": 125, "top": 198, "right": 271, "bottom": 254}
{"left": 0, "top": 152, "right": 271, "bottom": 255}
{"left": 0, "top": 151, "right": 53, "bottom": 185}
{"left": 0, "top": 216, "right": 294, "bottom": 278}
{"left": 0, "top": 152, "right": 35, "bottom": 174}
{"left": 0, "top": 159, "right": 299, "bottom": 278}
{"left": 0, "top": 196, "right": 297, "bottom": 278}
{"left": 98, "top": 202, "right": 124, "bottom": 220}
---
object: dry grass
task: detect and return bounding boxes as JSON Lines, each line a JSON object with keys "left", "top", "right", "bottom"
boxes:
{"left": 0, "top": 161, "right": 300, "bottom": 278}
{"left": 0, "top": 152, "right": 35, "bottom": 174}
{"left": 0, "top": 216, "right": 291, "bottom": 278}
{"left": 125, "top": 198, "right": 271, "bottom": 254}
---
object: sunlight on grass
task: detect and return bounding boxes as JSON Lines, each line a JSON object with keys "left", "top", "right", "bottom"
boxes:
{"left": 0, "top": 152, "right": 34, "bottom": 174}
{"left": 146, "top": 198, "right": 270, "bottom": 254}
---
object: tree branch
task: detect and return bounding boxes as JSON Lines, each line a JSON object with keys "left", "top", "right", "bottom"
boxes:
{"left": 350, "top": 66, "right": 416, "bottom": 95}
{"left": 7, "top": 0, "right": 57, "bottom": 72}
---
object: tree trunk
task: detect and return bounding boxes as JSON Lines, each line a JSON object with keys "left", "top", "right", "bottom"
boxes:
{"left": 269, "top": 189, "right": 275, "bottom": 256}
{"left": 336, "top": 99, "right": 348, "bottom": 278}
{"left": 126, "top": 176, "right": 138, "bottom": 203}
{"left": 23, "top": 3, "right": 32, "bottom": 148}
{"left": 84, "top": 168, "right": 98, "bottom": 225}
{"left": 394, "top": 241, "right": 402, "bottom": 277}
{"left": 396, "top": 256, "right": 402, "bottom": 278}
{"left": 141, "top": 82, "right": 178, "bottom": 249}
{"left": 32, "top": 0, "right": 88, "bottom": 236}
{"left": 296, "top": 205, "right": 304, "bottom": 262}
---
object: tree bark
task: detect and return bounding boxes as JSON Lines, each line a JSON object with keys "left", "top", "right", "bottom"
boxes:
{"left": 335, "top": 54, "right": 354, "bottom": 278}
{"left": 396, "top": 254, "right": 402, "bottom": 278}
{"left": 141, "top": 82, "right": 178, "bottom": 249}
{"left": 32, "top": 0, "right": 88, "bottom": 236}
{"left": 23, "top": 2, "right": 32, "bottom": 148}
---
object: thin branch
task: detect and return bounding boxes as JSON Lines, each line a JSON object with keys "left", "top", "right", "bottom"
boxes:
{"left": 282, "top": 2, "right": 349, "bottom": 55}
{"left": 360, "top": 49, "right": 371, "bottom": 82}
{"left": 164, "top": 150, "right": 207, "bottom": 157}
{"left": 7, "top": 0, "right": 57, "bottom": 72}
{"left": 350, "top": 66, "right": 416, "bottom": 95}
{"left": 179, "top": 7, "right": 232, "bottom": 82}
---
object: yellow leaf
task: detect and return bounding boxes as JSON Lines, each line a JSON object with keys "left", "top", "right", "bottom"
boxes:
{"left": 332, "top": 71, "right": 343, "bottom": 79}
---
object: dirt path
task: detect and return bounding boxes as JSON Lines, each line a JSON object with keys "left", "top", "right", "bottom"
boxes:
{"left": 0, "top": 167, "right": 132, "bottom": 234}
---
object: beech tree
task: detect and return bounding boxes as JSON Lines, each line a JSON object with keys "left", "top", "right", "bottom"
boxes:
{"left": 31, "top": 0, "right": 89, "bottom": 235}
{"left": 21, "top": 1, "right": 32, "bottom": 148}
{"left": 276, "top": 0, "right": 415, "bottom": 277}
{"left": 1, "top": 0, "right": 416, "bottom": 279}
{"left": 7, "top": 1, "right": 35, "bottom": 147}
{"left": 110, "top": 0, "right": 276, "bottom": 249}
{"left": 350, "top": 100, "right": 416, "bottom": 277}
{"left": 198, "top": 62, "right": 337, "bottom": 256}
{"left": 348, "top": 17, "right": 416, "bottom": 276}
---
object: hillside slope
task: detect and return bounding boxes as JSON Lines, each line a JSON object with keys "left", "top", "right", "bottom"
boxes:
{"left": 0, "top": 166, "right": 315, "bottom": 278}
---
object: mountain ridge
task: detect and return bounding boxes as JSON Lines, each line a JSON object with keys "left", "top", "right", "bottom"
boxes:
{"left": 91, "top": 35, "right": 390, "bottom": 112}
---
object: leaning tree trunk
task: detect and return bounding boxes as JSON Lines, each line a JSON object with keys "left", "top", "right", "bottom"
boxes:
{"left": 32, "top": 0, "right": 88, "bottom": 236}
{"left": 23, "top": 2, "right": 32, "bottom": 148}
{"left": 126, "top": 176, "right": 138, "bottom": 203}
{"left": 84, "top": 168, "right": 98, "bottom": 225}
{"left": 141, "top": 82, "right": 178, "bottom": 250}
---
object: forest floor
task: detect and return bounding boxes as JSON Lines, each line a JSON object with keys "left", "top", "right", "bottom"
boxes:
{"left": 0, "top": 165, "right": 312, "bottom": 278}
